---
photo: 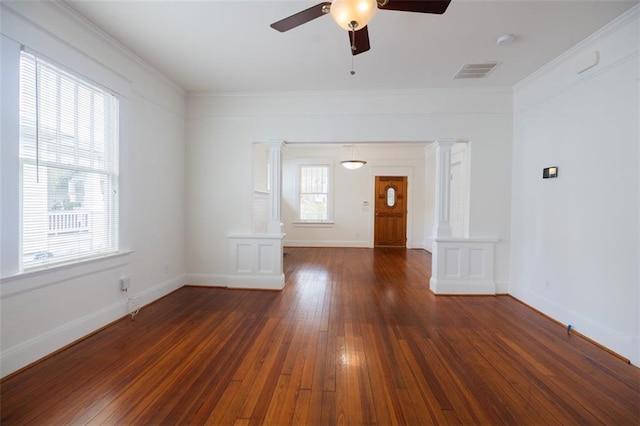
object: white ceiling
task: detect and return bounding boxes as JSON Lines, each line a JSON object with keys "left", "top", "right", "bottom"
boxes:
{"left": 64, "top": 0, "right": 637, "bottom": 93}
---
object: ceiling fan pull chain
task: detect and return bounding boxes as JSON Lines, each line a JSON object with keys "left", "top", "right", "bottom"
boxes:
{"left": 349, "top": 21, "right": 357, "bottom": 75}
{"left": 350, "top": 29, "right": 356, "bottom": 75}
{"left": 351, "top": 27, "right": 356, "bottom": 52}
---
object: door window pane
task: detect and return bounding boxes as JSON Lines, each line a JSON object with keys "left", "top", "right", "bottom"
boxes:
{"left": 386, "top": 187, "right": 396, "bottom": 207}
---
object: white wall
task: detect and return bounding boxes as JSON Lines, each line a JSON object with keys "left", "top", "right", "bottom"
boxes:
{"left": 0, "top": 2, "right": 187, "bottom": 377}
{"left": 252, "top": 143, "right": 269, "bottom": 193}
{"left": 186, "top": 89, "right": 513, "bottom": 288}
{"left": 510, "top": 8, "right": 639, "bottom": 364}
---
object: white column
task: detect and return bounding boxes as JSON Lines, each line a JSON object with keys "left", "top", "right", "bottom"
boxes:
{"left": 432, "top": 139, "right": 456, "bottom": 238}
{"left": 267, "top": 140, "right": 284, "bottom": 234}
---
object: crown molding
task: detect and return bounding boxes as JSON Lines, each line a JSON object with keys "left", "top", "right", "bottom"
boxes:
{"left": 50, "top": 0, "right": 185, "bottom": 97}
{"left": 187, "top": 86, "right": 514, "bottom": 99}
{"left": 514, "top": 4, "right": 639, "bottom": 91}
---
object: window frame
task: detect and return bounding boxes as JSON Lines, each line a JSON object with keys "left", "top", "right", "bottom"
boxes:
{"left": 295, "top": 163, "right": 334, "bottom": 225}
{"left": 0, "top": 40, "right": 129, "bottom": 281}
{"left": 18, "top": 51, "right": 121, "bottom": 272}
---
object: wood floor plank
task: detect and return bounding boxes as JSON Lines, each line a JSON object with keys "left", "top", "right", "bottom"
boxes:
{"left": 304, "top": 330, "right": 329, "bottom": 424}
{"left": 359, "top": 324, "right": 402, "bottom": 425}
{"left": 291, "top": 388, "right": 312, "bottom": 425}
{"left": 204, "top": 379, "right": 244, "bottom": 426}
{"left": 1, "top": 247, "right": 638, "bottom": 425}
{"left": 237, "top": 320, "right": 290, "bottom": 421}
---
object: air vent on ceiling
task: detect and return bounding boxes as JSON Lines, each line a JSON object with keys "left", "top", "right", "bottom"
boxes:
{"left": 453, "top": 62, "right": 500, "bottom": 79}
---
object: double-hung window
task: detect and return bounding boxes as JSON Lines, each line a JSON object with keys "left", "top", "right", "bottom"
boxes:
{"left": 299, "top": 165, "right": 331, "bottom": 221}
{"left": 19, "top": 51, "right": 120, "bottom": 270}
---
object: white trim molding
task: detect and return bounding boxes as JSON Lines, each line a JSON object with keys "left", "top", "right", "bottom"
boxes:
{"left": 0, "top": 273, "right": 187, "bottom": 377}
{"left": 514, "top": 4, "right": 639, "bottom": 92}
{"left": 185, "top": 273, "right": 227, "bottom": 287}
{"left": 0, "top": 251, "right": 133, "bottom": 298}
{"left": 430, "top": 237, "right": 498, "bottom": 295}
{"left": 284, "top": 240, "right": 368, "bottom": 248}
{"left": 227, "top": 233, "right": 286, "bottom": 290}
{"left": 510, "top": 287, "right": 638, "bottom": 366}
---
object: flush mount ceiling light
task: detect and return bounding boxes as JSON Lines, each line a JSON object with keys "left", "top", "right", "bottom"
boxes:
{"left": 341, "top": 144, "right": 367, "bottom": 170}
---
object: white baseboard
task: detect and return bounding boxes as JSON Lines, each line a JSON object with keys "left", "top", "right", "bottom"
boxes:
{"left": 135, "top": 273, "right": 187, "bottom": 307}
{"left": 284, "top": 240, "right": 368, "bottom": 248}
{"left": 0, "top": 273, "right": 187, "bottom": 378}
{"left": 186, "top": 273, "right": 228, "bottom": 287}
{"left": 405, "top": 241, "right": 428, "bottom": 250}
{"left": 227, "top": 274, "right": 285, "bottom": 290}
{"left": 510, "top": 286, "right": 637, "bottom": 366}
{"left": 429, "top": 277, "right": 496, "bottom": 295}
{"left": 495, "top": 281, "right": 510, "bottom": 294}
{"left": 284, "top": 241, "right": 431, "bottom": 250}
{"left": 186, "top": 273, "right": 285, "bottom": 291}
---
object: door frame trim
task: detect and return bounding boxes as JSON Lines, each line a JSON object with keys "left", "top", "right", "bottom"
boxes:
{"left": 368, "top": 167, "right": 414, "bottom": 248}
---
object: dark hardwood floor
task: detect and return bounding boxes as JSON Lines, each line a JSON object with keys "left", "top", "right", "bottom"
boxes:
{"left": 1, "top": 247, "right": 638, "bottom": 425}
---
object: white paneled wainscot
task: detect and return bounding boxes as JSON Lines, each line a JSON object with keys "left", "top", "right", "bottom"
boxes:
{"left": 227, "top": 234, "right": 285, "bottom": 290}
{"left": 430, "top": 237, "right": 498, "bottom": 294}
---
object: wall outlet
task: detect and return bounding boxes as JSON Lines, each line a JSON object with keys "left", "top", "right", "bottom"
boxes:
{"left": 120, "top": 277, "right": 130, "bottom": 291}
{"left": 164, "top": 263, "right": 170, "bottom": 274}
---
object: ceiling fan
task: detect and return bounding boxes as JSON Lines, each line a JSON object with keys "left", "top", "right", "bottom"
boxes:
{"left": 270, "top": 0, "right": 452, "bottom": 56}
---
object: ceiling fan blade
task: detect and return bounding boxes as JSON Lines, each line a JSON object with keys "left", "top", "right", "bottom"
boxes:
{"left": 270, "top": 2, "right": 332, "bottom": 32}
{"left": 380, "top": 0, "right": 452, "bottom": 15}
{"left": 350, "top": 26, "right": 371, "bottom": 56}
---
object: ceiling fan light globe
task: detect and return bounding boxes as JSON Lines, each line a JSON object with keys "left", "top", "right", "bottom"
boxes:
{"left": 330, "top": 0, "right": 378, "bottom": 31}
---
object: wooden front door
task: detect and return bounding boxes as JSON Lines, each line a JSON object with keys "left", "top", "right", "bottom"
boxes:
{"left": 374, "top": 176, "right": 407, "bottom": 247}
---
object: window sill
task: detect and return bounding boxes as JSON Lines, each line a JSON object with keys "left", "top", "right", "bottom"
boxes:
{"left": 292, "top": 221, "right": 335, "bottom": 228}
{"left": 0, "top": 251, "right": 133, "bottom": 299}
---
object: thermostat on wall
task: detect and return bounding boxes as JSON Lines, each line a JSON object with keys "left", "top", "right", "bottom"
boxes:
{"left": 543, "top": 166, "right": 558, "bottom": 179}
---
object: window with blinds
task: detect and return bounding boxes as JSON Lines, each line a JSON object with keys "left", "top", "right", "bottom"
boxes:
{"left": 19, "top": 51, "right": 119, "bottom": 270}
{"left": 299, "top": 165, "right": 330, "bottom": 221}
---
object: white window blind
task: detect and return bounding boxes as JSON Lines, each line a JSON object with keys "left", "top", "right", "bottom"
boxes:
{"left": 19, "top": 51, "right": 119, "bottom": 270}
{"left": 299, "top": 165, "right": 329, "bottom": 221}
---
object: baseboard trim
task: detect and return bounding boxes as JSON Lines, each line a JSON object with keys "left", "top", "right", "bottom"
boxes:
{"left": 429, "top": 277, "right": 496, "bottom": 295}
{"left": 0, "top": 273, "right": 187, "bottom": 378}
{"left": 186, "top": 273, "right": 285, "bottom": 291}
{"left": 509, "top": 288, "right": 635, "bottom": 366}
{"left": 227, "top": 274, "right": 285, "bottom": 291}
{"left": 495, "top": 281, "right": 509, "bottom": 294}
{"left": 186, "top": 273, "right": 228, "bottom": 287}
{"left": 284, "top": 240, "right": 368, "bottom": 248}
